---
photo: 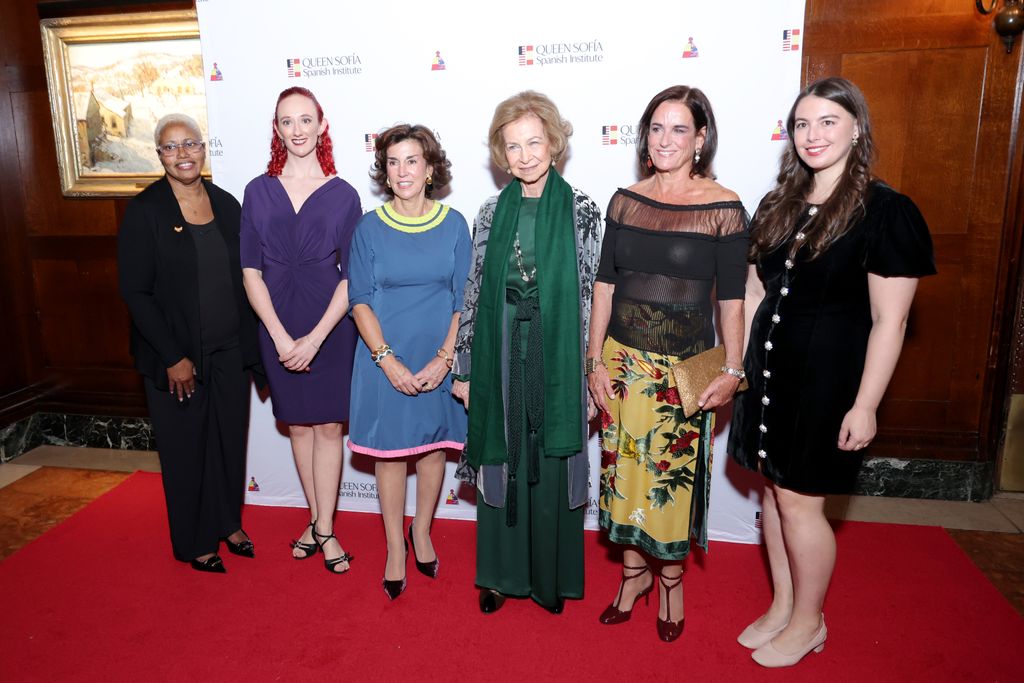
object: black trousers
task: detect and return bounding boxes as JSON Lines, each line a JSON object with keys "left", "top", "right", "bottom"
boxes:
{"left": 144, "top": 346, "right": 250, "bottom": 561}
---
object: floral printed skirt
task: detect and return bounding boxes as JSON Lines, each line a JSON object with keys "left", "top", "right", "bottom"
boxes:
{"left": 599, "top": 337, "right": 713, "bottom": 561}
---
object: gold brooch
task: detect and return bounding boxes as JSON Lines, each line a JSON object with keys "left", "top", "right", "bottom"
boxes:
{"left": 173, "top": 226, "right": 183, "bottom": 233}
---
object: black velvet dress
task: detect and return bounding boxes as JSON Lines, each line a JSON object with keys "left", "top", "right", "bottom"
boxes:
{"left": 729, "top": 182, "right": 936, "bottom": 494}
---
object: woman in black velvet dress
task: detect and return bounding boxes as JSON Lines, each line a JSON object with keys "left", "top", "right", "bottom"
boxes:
{"left": 729, "top": 78, "right": 935, "bottom": 667}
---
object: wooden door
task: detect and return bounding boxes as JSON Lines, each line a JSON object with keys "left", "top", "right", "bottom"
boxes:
{"left": 804, "top": 1, "right": 1024, "bottom": 467}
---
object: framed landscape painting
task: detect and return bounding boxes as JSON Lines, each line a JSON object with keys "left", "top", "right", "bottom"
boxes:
{"left": 41, "top": 10, "right": 209, "bottom": 197}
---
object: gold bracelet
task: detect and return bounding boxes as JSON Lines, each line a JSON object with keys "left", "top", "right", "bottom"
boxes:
{"left": 436, "top": 348, "right": 454, "bottom": 369}
{"left": 584, "top": 357, "right": 605, "bottom": 375}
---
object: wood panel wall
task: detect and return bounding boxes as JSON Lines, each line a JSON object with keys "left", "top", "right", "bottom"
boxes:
{"left": 804, "top": 0, "right": 1024, "bottom": 462}
{"left": 1, "top": 1, "right": 1023, "bottom": 470}
{"left": 0, "top": 1, "right": 190, "bottom": 422}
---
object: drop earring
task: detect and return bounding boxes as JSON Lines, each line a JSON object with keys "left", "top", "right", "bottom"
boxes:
{"left": 694, "top": 147, "right": 702, "bottom": 164}
{"left": 852, "top": 133, "right": 860, "bottom": 147}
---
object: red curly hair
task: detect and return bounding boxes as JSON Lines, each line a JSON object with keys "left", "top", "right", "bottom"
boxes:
{"left": 266, "top": 86, "right": 336, "bottom": 177}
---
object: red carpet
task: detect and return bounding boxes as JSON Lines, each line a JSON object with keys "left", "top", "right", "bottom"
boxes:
{"left": 1, "top": 472, "right": 1020, "bottom": 682}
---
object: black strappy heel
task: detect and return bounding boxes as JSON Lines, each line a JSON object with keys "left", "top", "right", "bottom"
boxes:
{"left": 311, "top": 527, "right": 353, "bottom": 574}
{"left": 289, "top": 520, "right": 319, "bottom": 560}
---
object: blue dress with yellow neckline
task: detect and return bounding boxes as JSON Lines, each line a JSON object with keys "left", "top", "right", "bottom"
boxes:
{"left": 347, "top": 202, "right": 471, "bottom": 457}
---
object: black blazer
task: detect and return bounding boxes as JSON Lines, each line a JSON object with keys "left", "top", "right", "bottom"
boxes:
{"left": 117, "top": 176, "right": 264, "bottom": 391}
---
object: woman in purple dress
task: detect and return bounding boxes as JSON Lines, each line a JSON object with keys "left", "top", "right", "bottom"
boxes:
{"left": 241, "top": 87, "right": 362, "bottom": 574}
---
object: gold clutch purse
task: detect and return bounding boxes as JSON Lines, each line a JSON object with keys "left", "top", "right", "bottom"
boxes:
{"left": 670, "top": 345, "right": 748, "bottom": 418}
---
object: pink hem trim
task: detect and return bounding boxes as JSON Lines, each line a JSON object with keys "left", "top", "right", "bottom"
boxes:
{"left": 347, "top": 440, "right": 464, "bottom": 458}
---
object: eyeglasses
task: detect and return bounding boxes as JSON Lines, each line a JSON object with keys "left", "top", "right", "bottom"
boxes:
{"left": 156, "top": 139, "right": 206, "bottom": 156}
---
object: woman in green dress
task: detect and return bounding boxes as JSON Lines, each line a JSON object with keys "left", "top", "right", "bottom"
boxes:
{"left": 452, "top": 91, "right": 602, "bottom": 614}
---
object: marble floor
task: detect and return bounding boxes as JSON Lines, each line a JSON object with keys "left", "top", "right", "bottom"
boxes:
{"left": 2, "top": 446, "right": 1023, "bottom": 616}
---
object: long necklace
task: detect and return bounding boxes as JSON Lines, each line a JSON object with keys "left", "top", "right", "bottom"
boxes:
{"left": 512, "top": 232, "right": 536, "bottom": 282}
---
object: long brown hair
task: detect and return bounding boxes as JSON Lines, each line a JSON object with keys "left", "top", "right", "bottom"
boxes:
{"left": 750, "top": 77, "right": 874, "bottom": 260}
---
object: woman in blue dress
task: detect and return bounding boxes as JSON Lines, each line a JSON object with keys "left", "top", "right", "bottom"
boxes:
{"left": 348, "top": 124, "right": 471, "bottom": 600}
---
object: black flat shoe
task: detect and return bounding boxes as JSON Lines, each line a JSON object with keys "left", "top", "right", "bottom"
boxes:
{"left": 190, "top": 555, "right": 226, "bottom": 573}
{"left": 479, "top": 589, "right": 505, "bottom": 614}
{"left": 290, "top": 521, "right": 319, "bottom": 560}
{"left": 224, "top": 531, "right": 255, "bottom": 558}
{"left": 540, "top": 598, "right": 565, "bottom": 615}
{"left": 408, "top": 522, "right": 439, "bottom": 579}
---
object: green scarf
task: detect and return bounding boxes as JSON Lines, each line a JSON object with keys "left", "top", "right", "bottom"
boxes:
{"left": 466, "top": 167, "right": 582, "bottom": 468}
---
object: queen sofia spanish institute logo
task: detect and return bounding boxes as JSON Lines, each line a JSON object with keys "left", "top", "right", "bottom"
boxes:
{"left": 247, "top": 477, "right": 260, "bottom": 492}
{"left": 431, "top": 50, "right": 446, "bottom": 71}
{"left": 518, "top": 41, "right": 604, "bottom": 67}
{"left": 287, "top": 55, "right": 363, "bottom": 78}
{"left": 209, "top": 62, "right": 223, "bottom": 81}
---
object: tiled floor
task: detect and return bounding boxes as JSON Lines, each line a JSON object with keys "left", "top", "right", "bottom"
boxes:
{"left": 2, "top": 446, "right": 1023, "bottom": 615}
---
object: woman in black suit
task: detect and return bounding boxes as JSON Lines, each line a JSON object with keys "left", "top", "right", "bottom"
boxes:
{"left": 118, "top": 113, "right": 264, "bottom": 573}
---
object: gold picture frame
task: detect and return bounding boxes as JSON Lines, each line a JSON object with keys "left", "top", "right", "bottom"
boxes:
{"left": 41, "top": 10, "right": 209, "bottom": 197}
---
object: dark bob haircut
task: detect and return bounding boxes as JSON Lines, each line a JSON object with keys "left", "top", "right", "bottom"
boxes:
{"left": 370, "top": 124, "right": 452, "bottom": 198}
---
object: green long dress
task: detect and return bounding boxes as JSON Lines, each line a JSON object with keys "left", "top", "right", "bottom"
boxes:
{"left": 474, "top": 197, "right": 585, "bottom": 608}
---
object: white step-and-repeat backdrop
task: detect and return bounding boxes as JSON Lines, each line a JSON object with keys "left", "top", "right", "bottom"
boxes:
{"left": 195, "top": 0, "right": 806, "bottom": 544}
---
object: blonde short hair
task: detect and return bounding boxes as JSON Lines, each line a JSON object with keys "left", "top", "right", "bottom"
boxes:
{"left": 487, "top": 91, "right": 572, "bottom": 170}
